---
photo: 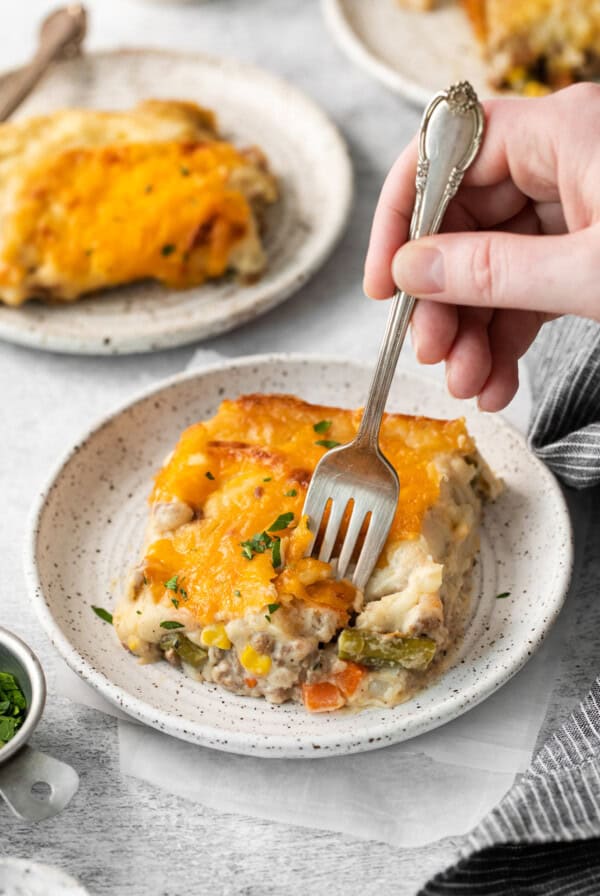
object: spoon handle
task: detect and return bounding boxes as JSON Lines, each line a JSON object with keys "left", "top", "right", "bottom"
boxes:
{"left": 0, "top": 744, "right": 79, "bottom": 822}
{"left": 0, "top": 5, "right": 87, "bottom": 122}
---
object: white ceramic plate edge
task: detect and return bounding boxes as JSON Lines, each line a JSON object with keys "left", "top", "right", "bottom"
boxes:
{"left": 322, "top": 0, "right": 432, "bottom": 106}
{"left": 24, "top": 353, "right": 573, "bottom": 758}
{"left": 0, "top": 859, "right": 89, "bottom": 895}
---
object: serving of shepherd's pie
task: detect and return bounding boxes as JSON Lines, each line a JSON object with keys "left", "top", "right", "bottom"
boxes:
{"left": 0, "top": 100, "right": 278, "bottom": 306}
{"left": 114, "top": 394, "right": 502, "bottom": 713}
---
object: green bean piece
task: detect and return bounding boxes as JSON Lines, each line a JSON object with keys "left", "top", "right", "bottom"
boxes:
{"left": 159, "top": 632, "right": 208, "bottom": 668}
{"left": 337, "top": 629, "right": 436, "bottom": 671}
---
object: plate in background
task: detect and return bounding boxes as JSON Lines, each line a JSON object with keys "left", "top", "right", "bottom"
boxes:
{"left": 0, "top": 50, "right": 352, "bottom": 354}
{"left": 323, "top": 0, "right": 504, "bottom": 106}
{"left": 26, "top": 354, "right": 572, "bottom": 758}
{"left": 0, "top": 859, "right": 89, "bottom": 895}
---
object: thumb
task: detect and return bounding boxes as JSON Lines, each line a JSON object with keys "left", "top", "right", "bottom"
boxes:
{"left": 391, "top": 228, "right": 600, "bottom": 321}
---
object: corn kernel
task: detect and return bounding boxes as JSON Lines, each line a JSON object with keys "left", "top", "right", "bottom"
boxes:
{"left": 127, "top": 636, "right": 140, "bottom": 653}
{"left": 200, "top": 624, "right": 232, "bottom": 650}
{"left": 523, "top": 81, "right": 550, "bottom": 97}
{"left": 240, "top": 644, "right": 272, "bottom": 676}
{"left": 506, "top": 65, "right": 527, "bottom": 86}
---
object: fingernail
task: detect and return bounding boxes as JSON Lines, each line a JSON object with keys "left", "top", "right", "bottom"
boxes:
{"left": 392, "top": 245, "right": 445, "bottom": 294}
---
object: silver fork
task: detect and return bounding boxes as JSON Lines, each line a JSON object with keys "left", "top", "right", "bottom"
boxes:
{"left": 302, "top": 81, "right": 485, "bottom": 592}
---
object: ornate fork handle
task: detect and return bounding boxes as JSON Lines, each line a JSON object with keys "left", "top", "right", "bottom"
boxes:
{"left": 356, "top": 81, "right": 485, "bottom": 448}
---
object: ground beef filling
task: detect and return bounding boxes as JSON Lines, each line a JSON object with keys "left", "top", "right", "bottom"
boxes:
{"left": 198, "top": 605, "right": 341, "bottom": 703}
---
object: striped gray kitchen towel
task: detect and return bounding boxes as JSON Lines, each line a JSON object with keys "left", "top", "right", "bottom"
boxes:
{"left": 528, "top": 316, "right": 600, "bottom": 488}
{"left": 421, "top": 316, "right": 600, "bottom": 895}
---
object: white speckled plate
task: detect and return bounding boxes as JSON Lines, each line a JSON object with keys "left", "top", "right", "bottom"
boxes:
{"left": 323, "top": 0, "right": 506, "bottom": 106}
{"left": 0, "top": 50, "right": 352, "bottom": 355}
{"left": 26, "top": 355, "right": 572, "bottom": 758}
{"left": 0, "top": 858, "right": 89, "bottom": 895}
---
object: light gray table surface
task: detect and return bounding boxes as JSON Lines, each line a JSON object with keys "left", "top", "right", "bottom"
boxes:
{"left": 1, "top": 3, "right": 599, "bottom": 894}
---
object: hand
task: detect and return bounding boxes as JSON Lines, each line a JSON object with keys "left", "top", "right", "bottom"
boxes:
{"left": 364, "top": 83, "right": 600, "bottom": 411}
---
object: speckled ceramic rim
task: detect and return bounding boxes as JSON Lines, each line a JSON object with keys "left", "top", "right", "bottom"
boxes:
{"left": 0, "top": 627, "right": 46, "bottom": 765}
{"left": 0, "top": 858, "right": 89, "bottom": 894}
{"left": 25, "top": 354, "right": 573, "bottom": 758}
{"left": 0, "top": 49, "right": 353, "bottom": 355}
{"left": 321, "top": 0, "right": 510, "bottom": 106}
{"left": 322, "top": 0, "right": 431, "bottom": 106}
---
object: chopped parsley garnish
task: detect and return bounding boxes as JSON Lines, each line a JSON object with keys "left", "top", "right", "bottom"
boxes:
{"left": 136, "top": 610, "right": 142, "bottom": 615}
{"left": 0, "top": 672, "right": 26, "bottom": 747}
{"left": 271, "top": 537, "right": 282, "bottom": 568}
{"left": 313, "top": 420, "right": 332, "bottom": 434}
{"left": 240, "top": 514, "right": 293, "bottom": 564}
{"left": 160, "top": 621, "right": 185, "bottom": 630}
{"left": 181, "top": 166, "right": 190, "bottom": 176}
{"left": 241, "top": 530, "right": 282, "bottom": 568}
{"left": 263, "top": 477, "right": 272, "bottom": 482}
{"left": 234, "top": 589, "right": 242, "bottom": 597}
{"left": 164, "top": 575, "right": 188, "bottom": 601}
{"left": 241, "top": 531, "right": 272, "bottom": 559}
{"left": 264, "top": 603, "right": 281, "bottom": 623}
{"left": 161, "top": 244, "right": 176, "bottom": 257}
{"left": 496, "top": 592, "right": 511, "bottom": 599}
{"left": 268, "top": 512, "right": 294, "bottom": 532}
{"left": 205, "top": 471, "right": 215, "bottom": 480}
{"left": 285, "top": 489, "right": 298, "bottom": 497}
{"left": 171, "top": 597, "right": 180, "bottom": 609}
{"left": 92, "top": 606, "right": 113, "bottom": 624}
{"left": 142, "top": 575, "right": 149, "bottom": 586}
{"left": 315, "top": 439, "right": 341, "bottom": 449}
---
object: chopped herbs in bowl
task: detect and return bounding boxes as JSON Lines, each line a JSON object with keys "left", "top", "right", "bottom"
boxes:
{"left": 0, "top": 671, "right": 27, "bottom": 748}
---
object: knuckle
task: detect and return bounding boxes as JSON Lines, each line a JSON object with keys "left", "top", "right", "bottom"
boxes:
{"left": 562, "top": 82, "right": 600, "bottom": 108}
{"left": 468, "top": 236, "right": 504, "bottom": 306}
{"left": 559, "top": 84, "right": 600, "bottom": 145}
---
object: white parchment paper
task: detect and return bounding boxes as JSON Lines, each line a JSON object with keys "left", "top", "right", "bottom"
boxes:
{"left": 56, "top": 598, "right": 570, "bottom": 847}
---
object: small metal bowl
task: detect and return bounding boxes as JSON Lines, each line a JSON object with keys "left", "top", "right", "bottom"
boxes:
{"left": 0, "top": 627, "right": 46, "bottom": 764}
{"left": 0, "top": 627, "right": 78, "bottom": 821}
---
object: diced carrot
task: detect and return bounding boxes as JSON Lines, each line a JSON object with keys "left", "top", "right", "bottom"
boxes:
{"left": 244, "top": 677, "right": 257, "bottom": 688}
{"left": 301, "top": 681, "right": 345, "bottom": 713}
{"left": 333, "top": 661, "right": 367, "bottom": 698}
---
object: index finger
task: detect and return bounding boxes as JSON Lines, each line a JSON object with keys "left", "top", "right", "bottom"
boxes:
{"left": 363, "top": 136, "right": 418, "bottom": 300}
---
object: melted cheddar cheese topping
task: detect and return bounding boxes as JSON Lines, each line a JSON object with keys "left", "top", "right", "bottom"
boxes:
{"left": 1, "top": 142, "right": 257, "bottom": 297}
{"left": 0, "top": 100, "right": 278, "bottom": 305}
{"left": 140, "top": 395, "right": 473, "bottom": 626}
